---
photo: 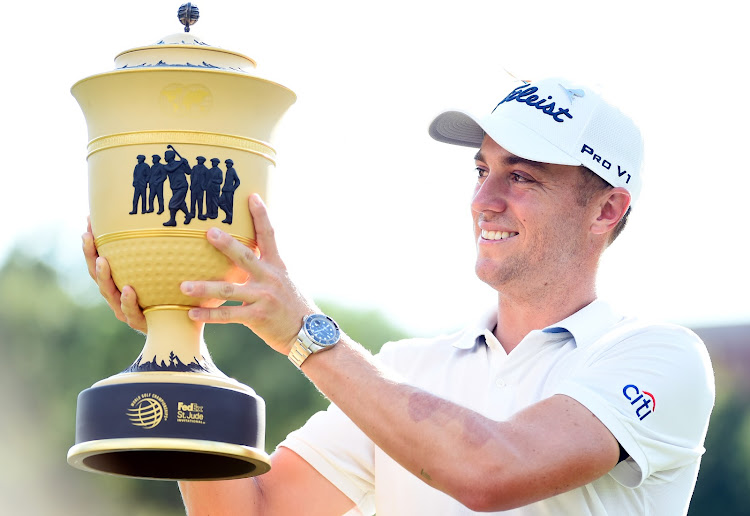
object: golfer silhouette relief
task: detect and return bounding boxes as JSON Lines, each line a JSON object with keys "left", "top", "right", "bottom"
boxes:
{"left": 129, "top": 154, "right": 150, "bottom": 214}
{"left": 147, "top": 154, "right": 166, "bottom": 214}
{"left": 205, "top": 158, "right": 223, "bottom": 220}
{"left": 190, "top": 156, "right": 209, "bottom": 220}
{"left": 162, "top": 145, "right": 193, "bottom": 226}
{"left": 219, "top": 158, "right": 240, "bottom": 224}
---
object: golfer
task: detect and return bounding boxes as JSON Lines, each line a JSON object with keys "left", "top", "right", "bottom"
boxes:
{"left": 84, "top": 77, "right": 714, "bottom": 515}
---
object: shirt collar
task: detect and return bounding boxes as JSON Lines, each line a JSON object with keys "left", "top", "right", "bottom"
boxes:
{"left": 453, "top": 308, "right": 498, "bottom": 350}
{"left": 542, "top": 299, "right": 623, "bottom": 348}
{"left": 454, "top": 299, "right": 623, "bottom": 351}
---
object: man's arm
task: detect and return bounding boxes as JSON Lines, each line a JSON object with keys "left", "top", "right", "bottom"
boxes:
{"left": 182, "top": 195, "right": 621, "bottom": 512}
{"left": 179, "top": 447, "right": 356, "bottom": 516}
{"left": 82, "top": 223, "right": 358, "bottom": 516}
{"left": 301, "top": 340, "right": 619, "bottom": 511}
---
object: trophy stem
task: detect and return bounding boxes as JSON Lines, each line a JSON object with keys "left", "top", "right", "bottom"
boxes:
{"left": 125, "top": 306, "right": 218, "bottom": 374}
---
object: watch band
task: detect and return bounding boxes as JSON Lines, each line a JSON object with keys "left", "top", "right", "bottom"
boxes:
{"left": 288, "top": 340, "right": 312, "bottom": 368}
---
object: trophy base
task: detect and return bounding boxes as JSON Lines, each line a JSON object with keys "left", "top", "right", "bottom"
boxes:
{"left": 68, "top": 437, "right": 270, "bottom": 480}
{"left": 68, "top": 375, "right": 270, "bottom": 480}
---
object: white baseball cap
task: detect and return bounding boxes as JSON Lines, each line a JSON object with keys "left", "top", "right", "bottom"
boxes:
{"left": 429, "top": 77, "right": 644, "bottom": 203}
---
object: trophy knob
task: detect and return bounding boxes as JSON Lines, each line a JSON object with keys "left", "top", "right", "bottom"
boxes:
{"left": 178, "top": 2, "right": 200, "bottom": 32}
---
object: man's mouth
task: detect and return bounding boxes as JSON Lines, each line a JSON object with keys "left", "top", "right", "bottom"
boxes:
{"left": 481, "top": 230, "right": 519, "bottom": 241}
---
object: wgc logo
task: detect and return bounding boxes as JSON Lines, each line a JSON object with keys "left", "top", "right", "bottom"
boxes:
{"left": 127, "top": 393, "right": 169, "bottom": 429}
{"left": 622, "top": 384, "right": 655, "bottom": 421}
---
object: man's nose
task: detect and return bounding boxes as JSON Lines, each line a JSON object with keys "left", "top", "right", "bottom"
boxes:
{"left": 471, "top": 172, "right": 508, "bottom": 215}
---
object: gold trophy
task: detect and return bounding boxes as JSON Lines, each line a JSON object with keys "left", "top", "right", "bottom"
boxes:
{"left": 67, "top": 3, "right": 296, "bottom": 480}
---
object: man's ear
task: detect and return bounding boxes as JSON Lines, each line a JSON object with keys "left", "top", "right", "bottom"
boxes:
{"left": 591, "top": 187, "right": 631, "bottom": 236}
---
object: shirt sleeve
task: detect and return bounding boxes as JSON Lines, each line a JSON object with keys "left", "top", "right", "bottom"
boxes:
{"left": 554, "top": 323, "right": 715, "bottom": 488}
{"left": 276, "top": 342, "right": 415, "bottom": 515}
{"left": 279, "top": 402, "right": 377, "bottom": 515}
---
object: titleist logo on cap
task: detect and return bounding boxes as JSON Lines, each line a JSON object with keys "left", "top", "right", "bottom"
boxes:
{"left": 492, "top": 84, "right": 574, "bottom": 123}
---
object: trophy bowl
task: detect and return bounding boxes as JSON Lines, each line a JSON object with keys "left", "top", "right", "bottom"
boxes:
{"left": 67, "top": 5, "right": 296, "bottom": 480}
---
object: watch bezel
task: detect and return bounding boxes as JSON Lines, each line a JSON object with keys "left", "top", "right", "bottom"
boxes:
{"left": 303, "top": 314, "right": 341, "bottom": 347}
{"left": 289, "top": 314, "right": 341, "bottom": 368}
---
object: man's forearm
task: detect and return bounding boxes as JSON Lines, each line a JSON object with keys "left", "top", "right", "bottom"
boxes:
{"left": 297, "top": 334, "right": 620, "bottom": 512}
{"left": 180, "top": 477, "right": 264, "bottom": 516}
{"left": 297, "top": 335, "right": 506, "bottom": 509}
{"left": 178, "top": 447, "right": 357, "bottom": 516}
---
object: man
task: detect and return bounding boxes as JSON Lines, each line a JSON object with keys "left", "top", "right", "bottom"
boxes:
{"left": 219, "top": 158, "right": 240, "bottom": 224}
{"left": 84, "top": 77, "right": 714, "bottom": 515}
{"left": 129, "top": 154, "right": 150, "bottom": 215}
{"left": 147, "top": 154, "right": 166, "bottom": 215}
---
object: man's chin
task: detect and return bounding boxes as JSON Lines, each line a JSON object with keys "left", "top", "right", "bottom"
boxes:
{"left": 475, "top": 262, "right": 511, "bottom": 290}
{"left": 477, "top": 247, "right": 532, "bottom": 282}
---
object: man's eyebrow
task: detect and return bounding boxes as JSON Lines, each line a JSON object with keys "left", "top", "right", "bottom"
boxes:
{"left": 474, "top": 151, "right": 552, "bottom": 173}
{"left": 503, "top": 155, "right": 551, "bottom": 173}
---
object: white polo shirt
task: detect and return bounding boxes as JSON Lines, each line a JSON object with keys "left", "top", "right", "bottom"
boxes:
{"left": 280, "top": 300, "right": 715, "bottom": 515}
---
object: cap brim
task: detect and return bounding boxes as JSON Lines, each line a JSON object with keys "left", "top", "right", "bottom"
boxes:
{"left": 429, "top": 111, "right": 484, "bottom": 148}
{"left": 429, "top": 110, "right": 581, "bottom": 167}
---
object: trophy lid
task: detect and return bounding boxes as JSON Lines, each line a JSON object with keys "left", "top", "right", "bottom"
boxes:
{"left": 114, "top": 3, "right": 257, "bottom": 72}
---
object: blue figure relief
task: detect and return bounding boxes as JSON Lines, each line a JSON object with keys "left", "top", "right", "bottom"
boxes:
{"left": 162, "top": 145, "right": 193, "bottom": 226}
{"left": 129, "top": 154, "right": 150, "bottom": 214}
{"left": 205, "top": 158, "right": 223, "bottom": 220}
{"left": 147, "top": 155, "right": 166, "bottom": 214}
{"left": 190, "top": 156, "right": 209, "bottom": 220}
{"left": 128, "top": 148, "right": 236, "bottom": 226}
{"left": 219, "top": 158, "right": 240, "bottom": 224}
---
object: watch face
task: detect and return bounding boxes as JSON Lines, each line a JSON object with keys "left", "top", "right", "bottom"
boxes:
{"left": 305, "top": 314, "right": 340, "bottom": 346}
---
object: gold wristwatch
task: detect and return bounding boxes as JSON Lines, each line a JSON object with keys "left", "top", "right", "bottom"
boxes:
{"left": 288, "top": 314, "right": 341, "bottom": 368}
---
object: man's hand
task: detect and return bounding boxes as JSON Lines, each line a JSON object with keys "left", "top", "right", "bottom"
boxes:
{"left": 181, "top": 194, "right": 316, "bottom": 355}
{"left": 82, "top": 218, "right": 147, "bottom": 333}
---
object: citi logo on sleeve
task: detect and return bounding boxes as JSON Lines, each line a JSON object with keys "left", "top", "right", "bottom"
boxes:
{"left": 622, "top": 384, "right": 656, "bottom": 421}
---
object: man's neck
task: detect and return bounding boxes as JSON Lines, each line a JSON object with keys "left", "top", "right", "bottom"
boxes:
{"left": 493, "top": 280, "right": 597, "bottom": 354}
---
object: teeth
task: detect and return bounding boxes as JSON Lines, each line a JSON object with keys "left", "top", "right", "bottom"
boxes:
{"left": 481, "top": 230, "right": 518, "bottom": 241}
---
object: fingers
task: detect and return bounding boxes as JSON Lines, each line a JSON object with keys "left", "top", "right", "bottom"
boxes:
{"left": 95, "top": 257, "right": 124, "bottom": 318}
{"left": 203, "top": 194, "right": 283, "bottom": 276}
{"left": 249, "top": 194, "right": 282, "bottom": 265}
{"left": 181, "top": 280, "right": 241, "bottom": 301}
{"left": 187, "top": 305, "right": 241, "bottom": 325}
{"left": 84, "top": 220, "right": 133, "bottom": 326}
{"left": 82, "top": 223, "right": 98, "bottom": 281}
{"left": 206, "top": 227, "right": 265, "bottom": 277}
{"left": 186, "top": 300, "right": 290, "bottom": 329}
{"left": 94, "top": 256, "right": 147, "bottom": 333}
{"left": 121, "top": 285, "right": 148, "bottom": 333}
{"left": 84, "top": 219, "right": 143, "bottom": 331}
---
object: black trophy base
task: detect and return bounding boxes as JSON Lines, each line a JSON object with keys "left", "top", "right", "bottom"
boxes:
{"left": 67, "top": 378, "right": 270, "bottom": 481}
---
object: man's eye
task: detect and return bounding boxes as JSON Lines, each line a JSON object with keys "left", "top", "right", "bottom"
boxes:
{"left": 511, "top": 172, "right": 533, "bottom": 183}
{"left": 476, "top": 167, "right": 489, "bottom": 179}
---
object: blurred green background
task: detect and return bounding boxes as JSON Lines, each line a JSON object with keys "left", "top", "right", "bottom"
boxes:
{"left": 0, "top": 248, "right": 747, "bottom": 515}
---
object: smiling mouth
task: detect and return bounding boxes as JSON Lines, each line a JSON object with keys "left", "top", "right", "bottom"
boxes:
{"left": 481, "top": 230, "right": 519, "bottom": 241}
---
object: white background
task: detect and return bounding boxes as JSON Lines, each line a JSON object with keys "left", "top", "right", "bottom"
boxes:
{"left": 2, "top": 0, "right": 748, "bottom": 335}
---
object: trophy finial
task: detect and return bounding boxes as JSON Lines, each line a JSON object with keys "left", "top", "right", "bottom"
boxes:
{"left": 178, "top": 3, "right": 200, "bottom": 32}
